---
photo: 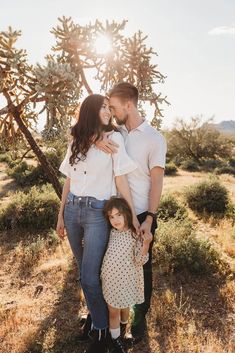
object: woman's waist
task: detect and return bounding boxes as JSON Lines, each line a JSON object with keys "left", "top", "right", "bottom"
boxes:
{"left": 66, "top": 192, "right": 107, "bottom": 206}
{"left": 69, "top": 183, "right": 114, "bottom": 201}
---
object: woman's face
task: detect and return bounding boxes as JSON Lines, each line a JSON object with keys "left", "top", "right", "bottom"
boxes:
{"left": 99, "top": 98, "right": 111, "bottom": 126}
{"left": 108, "top": 207, "right": 126, "bottom": 231}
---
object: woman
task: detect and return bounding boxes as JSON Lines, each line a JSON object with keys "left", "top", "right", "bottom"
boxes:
{"left": 56, "top": 94, "right": 137, "bottom": 353}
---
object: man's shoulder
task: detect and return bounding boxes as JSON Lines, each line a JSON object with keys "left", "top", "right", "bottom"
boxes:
{"left": 143, "top": 122, "right": 165, "bottom": 142}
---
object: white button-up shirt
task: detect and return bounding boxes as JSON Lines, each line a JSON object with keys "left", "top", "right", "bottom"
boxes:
{"left": 119, "top": 121, "right": 167, "bottom": 215}
{"left": 59, "top": 131, "right": 137, "bottom": 200}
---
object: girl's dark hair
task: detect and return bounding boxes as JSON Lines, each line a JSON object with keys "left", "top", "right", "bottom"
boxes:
{"left": 69, "top": 94, "right": 117, "bottom": 165}
{"left": 103, "top": 197, "right": 136, "bottom": 235}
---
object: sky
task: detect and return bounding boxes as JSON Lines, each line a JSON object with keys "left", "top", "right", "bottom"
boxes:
{"left": 0, "top": 0, "right": 235, "bottom": 129}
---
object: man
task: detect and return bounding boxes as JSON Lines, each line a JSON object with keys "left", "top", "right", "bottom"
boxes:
{"left": 99, "top": 82, "right": 166, "bottom": 343}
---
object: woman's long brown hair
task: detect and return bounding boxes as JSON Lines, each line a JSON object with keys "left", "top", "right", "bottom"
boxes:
{"left": 69, "top": 94, "right": 117, "bottom": 165}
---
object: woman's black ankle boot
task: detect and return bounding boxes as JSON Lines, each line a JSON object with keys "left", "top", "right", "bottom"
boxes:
{"left": 84, "top": 328, "right": 109, "bottom": 353}
{"left": 77, "top": 313, "right": 92, "bottom": 342}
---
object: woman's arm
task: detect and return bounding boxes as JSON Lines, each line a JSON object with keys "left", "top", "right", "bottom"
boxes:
{"left": 56, "top": 177, "right": 70, "bottom": 238}
{"left": 115, "top": 174, "right": 140, "bottom": 232}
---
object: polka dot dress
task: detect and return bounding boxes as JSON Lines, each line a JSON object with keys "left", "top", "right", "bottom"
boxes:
{"left": 101, "top": 228, "right": 149, "bottom": 309}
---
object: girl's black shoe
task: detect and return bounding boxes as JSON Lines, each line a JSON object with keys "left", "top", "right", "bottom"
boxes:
{"left": 111, "top": 336, "right": 127, "bottom": 353}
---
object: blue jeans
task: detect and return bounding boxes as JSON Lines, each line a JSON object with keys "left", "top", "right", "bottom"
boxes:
{"left": 64, "top": 192, "right": 109, "bottom": 329}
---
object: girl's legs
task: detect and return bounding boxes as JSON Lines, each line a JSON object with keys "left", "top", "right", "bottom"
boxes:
{"left": 108, "top": 305, "right": 127, "bottom": 353}
{"left": 108, "top": 305, "right": 130, "bottom": 338}
{"left": 121, "top": 308, "right": 129, "bottom": 323}
{"left": 108, "top": 304, "right": 121, "bottom": 330}
{"left": 120, "top": 308, "right": 129, "bottom": 338}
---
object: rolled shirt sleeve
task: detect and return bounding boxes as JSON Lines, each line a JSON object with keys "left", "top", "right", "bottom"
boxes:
{"left": 59, "top": 144, "right": 72, "bottom": 178}
{"left": 148, "top": 133, "right": 167, "bottom": 170}
{"left": 111, "top": 132, "right": 137, "bottom": 176}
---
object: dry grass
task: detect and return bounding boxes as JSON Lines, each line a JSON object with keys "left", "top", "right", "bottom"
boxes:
{"left": 0, "top": 169, "right": 234, "bottom": 353}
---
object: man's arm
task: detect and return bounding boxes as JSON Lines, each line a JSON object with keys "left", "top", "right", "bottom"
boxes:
{"left": 139, "top": 166, "right": 164, "bottom": 235}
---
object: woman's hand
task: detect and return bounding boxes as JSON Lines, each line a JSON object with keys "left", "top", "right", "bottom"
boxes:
{"left": 56, "top": 215, "right": 66, "bottom": 239}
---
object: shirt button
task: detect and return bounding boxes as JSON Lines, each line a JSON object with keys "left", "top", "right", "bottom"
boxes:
{"left": 84, "top": 171, "right": 87, "bottom": 174}
{"left": 74, "top": 168, "right": 76, "bottom": 171}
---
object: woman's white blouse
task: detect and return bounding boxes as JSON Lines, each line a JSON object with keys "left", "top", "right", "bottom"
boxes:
{"left": 59, "top": 132, "right": 137, "bottom": 200}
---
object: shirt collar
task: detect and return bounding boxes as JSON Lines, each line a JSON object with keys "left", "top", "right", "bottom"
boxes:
{"left": 119, "top": 120, "right": 148, "bottom": 133}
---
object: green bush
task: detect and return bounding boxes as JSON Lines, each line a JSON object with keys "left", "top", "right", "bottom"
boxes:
{"left": 201, "top": 159, "right": 223, "bottom": 172}
{"left": 0, "top": 152, "right": 21, "bottom": 168}
{"left": 215, "top": 165, "right": 235, "bottom": 176}
{"left": 229, "top": 158, "right": 235, "bottom": 168}
{"left": 155, "top": 218, "right": 229, "bottom": 275}
{"left": 180, "top": 159, "right": 199, "bottom": 172}
{"left": 184, "top": 178, "right": 230, "bottom": 217}
{"left": 158, "top": 194, "right": 187, "bottom": 221}
{"left": 164, "top": 162, "right": 178, "bottom": 176}
{"left": 0, "top": 184, "right": 60, "bottom": 230}
{"left": 6, "top": 149, "right": 64, "bottom": 187}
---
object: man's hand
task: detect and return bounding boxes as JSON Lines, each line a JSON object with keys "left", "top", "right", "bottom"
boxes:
{"left": 140, "top": 218, "right": 152, "bottom": 238}
{"left": 142, "top": 232, "right": 153, "bottom": 246}
{"left": 56, "top": 215, "right": 66, "bottom": 239}
{"left": 95, "top": 132, "right": 119, "bottom": 154}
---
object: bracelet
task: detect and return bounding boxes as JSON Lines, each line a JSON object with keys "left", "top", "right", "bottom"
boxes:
{"left": 146, "top": 211, "right": 157, "bottom": 220}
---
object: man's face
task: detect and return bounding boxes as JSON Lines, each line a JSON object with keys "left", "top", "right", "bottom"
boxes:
{"left": 109, "top": 96, "right": 129, "bottom": 125}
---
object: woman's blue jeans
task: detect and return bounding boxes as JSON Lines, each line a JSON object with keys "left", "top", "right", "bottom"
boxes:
{"left": 64, "top": 192, "right": 109, "bottom": 329}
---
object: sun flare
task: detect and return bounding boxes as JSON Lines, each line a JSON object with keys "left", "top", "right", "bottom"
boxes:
{"left": 94, "top": 35, "right": 112, "bottom": 54}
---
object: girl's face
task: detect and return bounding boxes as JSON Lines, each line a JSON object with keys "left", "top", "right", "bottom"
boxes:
{"left": 99, "top": 98, "right": 111, "bottom": 126}
{"left": 108, "top": 207, "right": 127, "bottom": 231}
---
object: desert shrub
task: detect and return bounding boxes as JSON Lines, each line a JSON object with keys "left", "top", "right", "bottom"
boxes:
{"left": 0, "top": 152, "right": 20, "bottom": 168}
{"left": 201, "top": 159, "right": 223, "bottom": 172}
{"left": 158, "top": 194, "right": 187, "bottom": 221}
{"left": 170, "top": 155, "right": 185, "bottom": 167}
{"left": 229, "top": 158, "right": 235, "bottom": 167}
{"left": 165, "top": 162, "right": 178, "bottom": 176}
{"left": 6, "top": 149, "right": 64, "bottom": 187}
{"left": 180, "top": 159, "right": 199, "bottom": 172}
{"left": 184, "top": 178, "right": 230, "bottom": 217}
{"left": 155, "top": 218, "right": 229, "bottom": 275}
{"left": 0, "top": 184, "right": 60, "bottom": 230}
{"left": 15, "top": 236, "right": 45, "bottom": 269}
{"left": 215, "top": 165, "right": 235, "bottom": 176}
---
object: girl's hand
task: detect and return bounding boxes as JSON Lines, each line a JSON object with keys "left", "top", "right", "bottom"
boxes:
{"left": 142, "top": 232, "right": 153, "bottom": 245}
{"left": 56, "top": 215, "right": 66, "bottom": 239}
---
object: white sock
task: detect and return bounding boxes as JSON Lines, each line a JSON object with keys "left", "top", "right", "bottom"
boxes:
{"left": 110, "top": 327, "right": 120, "bottom": 339}
{"left": 120, "top": 320, "right": 128, "bottom": 324}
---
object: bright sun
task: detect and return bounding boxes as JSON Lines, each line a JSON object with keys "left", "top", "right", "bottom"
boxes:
{"left": 94, "top": 35, "right": 112, "bottom": 54}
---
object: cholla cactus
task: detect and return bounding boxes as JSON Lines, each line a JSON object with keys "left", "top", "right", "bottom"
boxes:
{"left": 34, "top": 61, "right": 79, "bottom": 131}
{"left": 0, "top": 18, "right": 168, "bottom": 198}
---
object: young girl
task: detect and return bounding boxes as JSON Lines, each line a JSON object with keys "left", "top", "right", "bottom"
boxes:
{"left": 101, "top": 197, "right": 153, "bottom": 353}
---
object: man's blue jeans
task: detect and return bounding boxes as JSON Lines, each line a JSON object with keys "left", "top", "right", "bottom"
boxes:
{"left": 64, "top": 192, "right": 109, "bottom": 330}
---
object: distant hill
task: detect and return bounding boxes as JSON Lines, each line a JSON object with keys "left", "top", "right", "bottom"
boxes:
{"left": 213, "top": 120, "right": 235, "bottom": 134}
